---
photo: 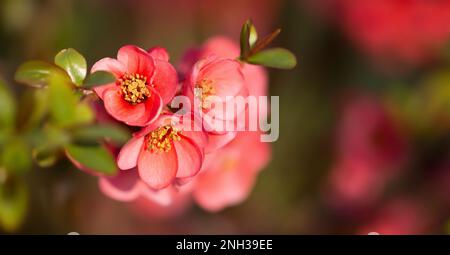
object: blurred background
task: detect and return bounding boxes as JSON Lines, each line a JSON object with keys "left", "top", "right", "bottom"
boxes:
{"left": 0, "top": 0, "right": 450, "bottom": 234}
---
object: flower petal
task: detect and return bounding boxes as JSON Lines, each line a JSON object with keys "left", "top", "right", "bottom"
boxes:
{"left": 117, "top": 45, "right": 155, "bottom": 78}
{"left": 117, "top": 136, "right": 145, "bottom": 170}
{"left": 98, "top": 169, "right": 141, "bottom": 201}
{"left": 174, "top": 137, "right": 203, "bottom": 178}
{"left": 152, "top": 59, "right": 178, "bottom": 104}
{"left": 103, "top": 88, "right": 148, "bottom": 126}
{"left": 144, "top": 86, "right": 164, "bottom": 125}
{"left": 138, "top": 147, "right": 178, "bottom": 190}
{"left": 198, "top": 58, "right": 244, "bottom": 98}
{"left": 148, "top": 47, "right": 170, "bottom": 61}
{"left": 91, "top": 57, "right": 126, "bottom": 77}
{"left": 141, "top": 184, "right": 177, "bottom": 206}
{"left": 205, "top": 131, "right": 237, "bottom": 153}
{"left": 194, "top": 163, "right": 257, "bottom": 212}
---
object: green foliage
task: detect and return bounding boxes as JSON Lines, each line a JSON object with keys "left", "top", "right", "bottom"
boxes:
{"left": 1, "top": 138, "right": 31, "bottom": 175}
{"left": 71, "top": 124, "right": 131, "bottom": 146}
{"left": 14, "top": 60, "right": 70, "bottom": 88}
{"left": 239, "top": 19, "right": 296, "bottom": 69}
{"left": 54, "top": 48, "right": 87, "bottom": 86}
{"left": 240, "top": 20, "right": 252, "bottom": 60}
{"left": 16, "top": 89, "right": 48, "bottom": 132}
{"left": 32, "top": 145, "right": 58, "bottom": 168}
{"left": 247, "top": 48, "right": 297, "bottom": 69}
{"left": 82, "top": 71, "right": 116, "bottom": 88}
{"left": 65, "top": 144, "right": 117, "bottom": 175}
{"left": 0, "top": 178, "right": 28, "bottom": 232}
{"left": 0, "top": 79, "right": 16, "bottom": 145}
{"left": 48, "top": 72, "right": 93, "bottom": 127}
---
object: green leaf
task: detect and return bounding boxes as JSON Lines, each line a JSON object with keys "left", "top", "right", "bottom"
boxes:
{"left": 247, "top": 48, "right": 297, "bottom": 69}
{"left": 0, "top": 178, "right": 28, "bottom": 233}
{"left": 48, "top": 72, "right": 78, "bottom": 126}
{"left": 14, "top": 60, "right": 70, "bottom": 88}
{"left": 82, "top": 71, "right": 116, "bottom": 88}
{"left": 240, "top": 19, "right": 252, "bottom": 59}
{"left": 0, "top": 79, "right": 16, "bottom": 145}
{"left": 54, "top": 48, "right": 87, "bottom": 86}
{"left": 32, "top": 146, "right": 58, "bottom": 168}
{"left": 71, "top": 124, "right": 131, "bottom": 146}
{"left": 73, "top": 103, "right": 94, "bottom": 125}
{"left": 249, "top": 23, "right": 258, "bottom": 48}
{"left": 16, "top": 89, "right": 48, "bottom": 132}
{"left": 1, "top": 138, "right": 31, "bottom": 175}
{"left": 65, "top": 144, "right": 117, "bottom": 175}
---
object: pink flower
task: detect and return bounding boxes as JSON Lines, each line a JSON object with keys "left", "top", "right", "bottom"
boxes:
{"left": 91, "top": 45, "right": 178, "bottom": 126}
{"left": 180, "top": 36, "right": 268, "bottom": 99}
{"left": 338, "top": 0, "right": 450, "bottom": 66}
{"left": 337, "top": 94, "right": 408, "bottom": 170}
{"left": 326, "top": 158, "right": 384, "bottom": 210}
{"left": 117, "top": 113, "right": 207, "bottom": 190}
{"left": 326, "top": 94, "right": 409, "bottom": 209}
{"left": 182, "top": 56, "right": 247, "bottom": 151}
{"left": 180, "top": 36, "right": 268, "bottom": 151}
{"left": 192, "top": 131, "right": 271, "bottom": 212}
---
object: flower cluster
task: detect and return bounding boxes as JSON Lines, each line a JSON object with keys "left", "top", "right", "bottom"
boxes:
{"left": 69, "top": 36, "right": 273, "bottom": 213}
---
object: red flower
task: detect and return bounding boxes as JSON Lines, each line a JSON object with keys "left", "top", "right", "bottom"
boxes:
{"left": 91, "top": 45, "right": 178, "bottom": 126}
{"left": 117, "top": 113, "right": 207, "bottom": 190}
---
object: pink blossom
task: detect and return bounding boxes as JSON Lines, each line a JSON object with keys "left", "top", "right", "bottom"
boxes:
{"left": 192, "top": 131, "right": 271, "bottom": 212}
{"left": 339, "top": 0, "right": 450, "bottom": 66}
{"left": 327, "top": 158, "right": 384, "bottom": 209}
{"left": 180, "top": 36, "right": 268, "bottom": 98}
{"left": 182, "top": 56, "right": 246, "bottom": 151}
{"left": 117, "top": 113, "right": 207, "bottom": 190}
{"left": 180, "top": 36, "right": 268, "bottom": 151}
{"left": 91, "top": 45, "right": 178, "bottom": 126}
{"left": 337, "top": 94, "right": 408, "bottom": 170}
{"left": 326, "top": 94, "right": 409, "bottom": 209}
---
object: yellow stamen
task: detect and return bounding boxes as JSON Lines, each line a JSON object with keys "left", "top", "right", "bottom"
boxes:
{"left": 195, "top": 79, "right": 216, "bottom": 109}
{"left": 145, "top": 125, "right": 182, "bottom": 153}
{"left": 117, "top": 73, "right": 150, "bottom": 104}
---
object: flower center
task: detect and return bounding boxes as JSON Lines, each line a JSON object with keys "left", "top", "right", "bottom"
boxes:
{"left": 117, "top": 73, "right": 150, "bottom": 104}
{"left": 195, "top": 79, "right": 216, "bottom": 109}
{"left": 145, "top": 125, "right": 181, "bottom": 153}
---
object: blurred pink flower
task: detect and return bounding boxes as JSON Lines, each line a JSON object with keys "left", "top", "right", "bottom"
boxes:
{"left": 327, "top": 159, "right": 384, "bottom": 209}
{"left": 117, "top": 113, "right": 207, "bottom": 190}
{"left": 358, "top": 199, "right": 429, "bottom": 235}
{"left": 339, "top": 0, "right": 450, "bottom": 66}
{"left": 337, "top": 95, "right": 408, "bottom": 170}
{"left": 91, "top": 45, "right": 178, "bottom": 126}
{"left": 327, "top": 94, "right": 409, "bottom": 208}
{"left": 192, "top": 131, "right": 271, "bottom": 212}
